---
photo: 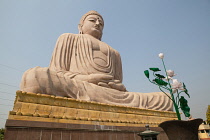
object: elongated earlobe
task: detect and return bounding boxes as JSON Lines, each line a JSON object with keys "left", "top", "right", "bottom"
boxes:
{"left": 78, "top": 24, "right": 83, "bottom": 34}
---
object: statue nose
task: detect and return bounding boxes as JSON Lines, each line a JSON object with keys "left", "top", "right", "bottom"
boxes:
{"left": 96, "top": 20, "right": 100, "bottom": 25}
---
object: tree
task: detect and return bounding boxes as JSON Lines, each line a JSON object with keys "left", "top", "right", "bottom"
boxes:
{"left": 207, "top": 105, "right": 210, "bottom": 124}
{"left": 0, "top": 128, "right": 4, "bottom": 140}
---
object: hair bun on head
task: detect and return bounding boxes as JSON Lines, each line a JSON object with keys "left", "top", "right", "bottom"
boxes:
{"left": 79, "top": 10, "right": 104, "bottom": 25}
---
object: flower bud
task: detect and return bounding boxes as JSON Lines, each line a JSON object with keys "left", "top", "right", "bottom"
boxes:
{"left": 171, "top": 79, "right": 184, "bottom": 91}
{"left": 158, "top": 53, "right": 164, "bottom": 59}
{"left": 167, "top": 70, "right": 176, "bottom": 77}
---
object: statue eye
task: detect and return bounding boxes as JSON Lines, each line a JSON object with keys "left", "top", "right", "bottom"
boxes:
{"left": 88, "top": 19, "right": 96, "bottom": 22}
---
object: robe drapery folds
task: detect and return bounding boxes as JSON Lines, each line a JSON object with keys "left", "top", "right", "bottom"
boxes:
{"left": 50, "top": 33, "right": 122, "bottom": 82}
{"left": 20, "top": 33, "right": 173, "bottom": 111}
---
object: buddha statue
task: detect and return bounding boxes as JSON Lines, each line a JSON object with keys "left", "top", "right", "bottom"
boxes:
{"left": 20, "top": 11, "right": 173, "bottom": 111}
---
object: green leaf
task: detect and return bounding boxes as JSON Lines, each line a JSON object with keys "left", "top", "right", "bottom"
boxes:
{"left": 179, "top": 96, "right": 191, "bottom": 117}
{"left": 144, "top": 70, "right": 149, "bottom": 78}
{"left": 149, "top": 68, "right": 161, "bottom": 72}
{"left": 184, "top": 89, "right": 190, "bottom": 98}
{"left": 155, "top": 74, "right": 165, "bottom": 79}
{"left": 183, "top": 83, "right": 190, "bottom": 98}
{"left": 154, "top": 78, "right": 168, "bottom": 86}
{"left": 183, "top": 83, "right": 186, "bottom": 89}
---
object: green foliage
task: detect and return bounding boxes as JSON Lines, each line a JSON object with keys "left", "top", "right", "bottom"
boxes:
{"left": 155, "top": 74, "right": 165, "bottom": 79}
{"left": 153, "top": 78, "right": 168, "bottom": 86}
{"left": 179, "top": 96, "right": 190, "bottom": 117}
{"left": 207, "top": 105, "right": 210, "bottom": 124}
{"left": 144, "top": 70, "right": 149, "bottom": 78}
{"left": 144, "top": 60, "right": 191, "bottom": 120}
{"left": 0, "top": 128, "right": 5, "bottom": 140}
{"left": 183, "top": 83, "right": 190, "bottom": 98}
{"left": 149, "top": 68, "right": 161, "bottom": 72}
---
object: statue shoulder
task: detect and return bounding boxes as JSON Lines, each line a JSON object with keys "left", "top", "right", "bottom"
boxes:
{"left": 58, "top": 33, "right": 78, "bottom": 39}
{"left": 114, "top": 49, "right": 121, "bottom": 58}
{"left": 54, "top": 33, "right": 80, "bottom": 48}
{"left": 107, "top": 45, "right": 121, "bottom": 57}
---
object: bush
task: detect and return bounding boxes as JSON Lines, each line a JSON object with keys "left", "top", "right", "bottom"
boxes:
{"left": 0, "top": 128, "right": 4, "bottom": 140}
{"left": 207, "top": 105, "right": 210, "bottom": 124}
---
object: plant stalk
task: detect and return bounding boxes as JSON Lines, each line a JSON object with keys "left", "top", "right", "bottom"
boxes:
{"left": 161, "top": 59, "right": 181, "bottom": 120}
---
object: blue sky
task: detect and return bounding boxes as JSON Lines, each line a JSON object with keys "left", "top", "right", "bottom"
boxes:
{"left": 0, "top": 0, "right": 210, "bottom": 128}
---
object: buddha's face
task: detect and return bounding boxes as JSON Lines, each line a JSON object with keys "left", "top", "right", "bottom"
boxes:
{"left": 80, "top": 14, "right": 104, "bottom": 40}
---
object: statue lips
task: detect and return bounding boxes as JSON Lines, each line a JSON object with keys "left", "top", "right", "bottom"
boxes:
{"left": 93, "top": 22, "right": 102, "bottom": 30}
{"left": 92, "top": 26, "right": 102, "bottom": 34}
{"left": 93, "top": 25, "right": 100, "bottom": 30}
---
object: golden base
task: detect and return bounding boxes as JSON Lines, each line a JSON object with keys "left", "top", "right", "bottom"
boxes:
{"left": 8, "top": 91, "right": 177, "bottom": 127}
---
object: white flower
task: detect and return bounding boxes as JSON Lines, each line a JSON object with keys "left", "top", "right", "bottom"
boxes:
{"left": 158, "top": 53, "right": 164, "bottom": 59}
{"left": 171, "top": 79, "right": 184, "bottom": 93}
{"left": 166, "top": 70, "right": 176, "bottom": 79}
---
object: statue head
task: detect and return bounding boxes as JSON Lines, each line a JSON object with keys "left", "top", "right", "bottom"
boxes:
{"left": 78, "top": 10, "right": 104, "bottom": 40}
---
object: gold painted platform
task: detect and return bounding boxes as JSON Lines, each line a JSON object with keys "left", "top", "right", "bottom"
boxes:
{"left": 9, "top": 91, "right": 177, "bottom": 127}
